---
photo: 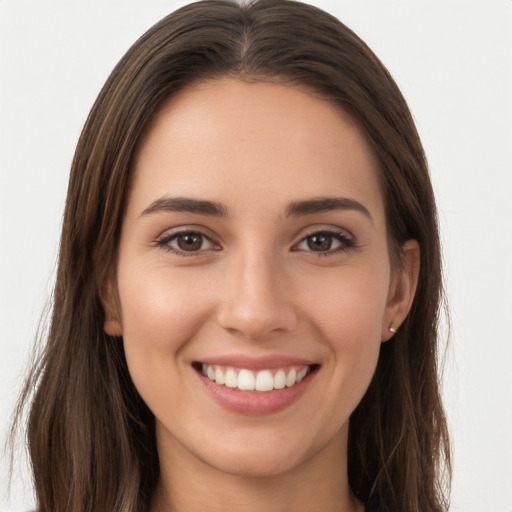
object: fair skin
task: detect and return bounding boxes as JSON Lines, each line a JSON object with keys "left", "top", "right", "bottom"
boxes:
{"left": 103, "top": 78, "right": 419, "bottom": 512}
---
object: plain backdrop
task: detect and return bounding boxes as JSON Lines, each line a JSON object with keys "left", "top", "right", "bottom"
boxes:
{"left": 1, "top": 1, "right": 511, "bottom": 511}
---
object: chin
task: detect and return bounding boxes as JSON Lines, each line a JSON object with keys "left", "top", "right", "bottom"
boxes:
{"left": 201, "top": 445, "right": 308, "bottom": 478}
{"left": 181, "top": 420, "right": 345, "bottom": 480}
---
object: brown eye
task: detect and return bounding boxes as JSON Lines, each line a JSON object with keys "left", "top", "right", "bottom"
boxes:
{"left": 159, "top": 231, "right": 215, "bottom": 254}
{"left": 176, "top": 233, "right": 203, "bottom": 251}
{"left": 295, "top": 230, "right": 354, "bottom": 255}
{"left": 307, "top": 233, "right": 334, "bottom": 251}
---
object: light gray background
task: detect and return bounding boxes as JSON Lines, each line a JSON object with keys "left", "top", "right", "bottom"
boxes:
{"left": 1, "top": 1, "right": 511, "bottom": 511}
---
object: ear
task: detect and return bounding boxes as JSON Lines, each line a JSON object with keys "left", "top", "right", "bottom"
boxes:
{"left": 381, "top": 239, "right": 420, "bottom": 341}
{"left": 99, "top": 279, "right": 123, "bottom": 337}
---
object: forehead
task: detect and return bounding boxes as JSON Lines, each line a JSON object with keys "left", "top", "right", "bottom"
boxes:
{"left": 129, "top": 78, "right": 384, "bottom": 223}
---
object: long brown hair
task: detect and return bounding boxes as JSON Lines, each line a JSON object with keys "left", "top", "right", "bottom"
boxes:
{"left": 12, "top": 1, "right": 451, "bottom": 511}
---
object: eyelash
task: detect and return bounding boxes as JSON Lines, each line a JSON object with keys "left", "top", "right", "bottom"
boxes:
{"left": 293, "top": 229, "right": 355, "bottom": 256}
{"left": 155, "top": 229, "right": 218, "bottom": 256}
{"left": 155, "top": 228, "right": 355, "bottom": 257}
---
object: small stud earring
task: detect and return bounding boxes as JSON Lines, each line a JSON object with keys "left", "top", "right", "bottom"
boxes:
{"left": 389, "top": 323, "right": 396, "bottom": 333}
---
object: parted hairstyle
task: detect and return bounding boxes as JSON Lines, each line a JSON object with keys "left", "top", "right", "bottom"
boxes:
{"left": 12, "top": 1, "right": 451, "bottom": 511}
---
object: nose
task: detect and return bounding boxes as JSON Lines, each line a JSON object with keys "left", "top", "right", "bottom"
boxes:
{"left": 216, "top": 249, "right": 299, "bottom": 341}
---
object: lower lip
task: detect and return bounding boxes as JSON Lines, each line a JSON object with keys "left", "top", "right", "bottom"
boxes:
{"left": 196, "top": 369, "right": 316, "bottom": 416}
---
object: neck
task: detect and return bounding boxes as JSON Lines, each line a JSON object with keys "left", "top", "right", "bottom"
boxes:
{"left": 151, "top": 425, "right": 363, "bottom": 512}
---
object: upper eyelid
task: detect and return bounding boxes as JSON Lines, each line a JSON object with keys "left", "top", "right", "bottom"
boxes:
{"left": 295, "top": 225, "right": 354, "bottom": 242}
{"left": 297, "top": 230, "right": 352, "bottom": 245}
{"left": 155, "top": 225, "right": 218, "bottom": 242}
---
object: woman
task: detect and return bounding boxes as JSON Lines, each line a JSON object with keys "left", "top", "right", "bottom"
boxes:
{"left": 13, "top": 1, "right": 451, "bottom": 511}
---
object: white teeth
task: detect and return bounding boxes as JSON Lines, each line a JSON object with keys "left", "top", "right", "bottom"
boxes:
{"left": 224, "top": 368, "right": 238, "bottom": 388}
{"left": 255, "top": 370, "right": 274, "bottom": 392}
{"left": 274, "top": 369, "right": 286, "bottom": 389}
{"left": 215, "top": 367, "right": 225, "bottom": 385}
{"left": 201, "top": 364, "right": 313, "bottom": 392}
{"left": 285, "top": 368, "right": 297, "bottom": 387}
{"left": 238, "top": 369, "right": 255, "bottom": 390}
{"left": 296, "top": 367, "right": 308, "bottom": 383}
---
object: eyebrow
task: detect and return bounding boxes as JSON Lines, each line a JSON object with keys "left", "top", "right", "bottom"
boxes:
{"left": 285, "top": 197, "right": 373, "bottom": 222}
{"left": 140, "top": 196, "right": 228, "bottom": 217}
{"left": 140, "top": 195, "right": 372, "bottom": 222}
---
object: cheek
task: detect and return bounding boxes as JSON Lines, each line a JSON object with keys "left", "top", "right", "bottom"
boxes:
{"left": 116, "top": 264, "right": 214, "bottom": 391}
{"left": 298, "top": 262, "right": 389, "bottom": 403}
{"left": 118, "top": 264, "right": 209, "bottom": 343}
{"left": 299, "top": 261, "right": 390, "bottom": 343}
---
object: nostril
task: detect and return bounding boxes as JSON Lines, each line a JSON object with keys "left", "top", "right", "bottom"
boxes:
{"left": 216, "top": 307, "right": 299, "bottom": 341}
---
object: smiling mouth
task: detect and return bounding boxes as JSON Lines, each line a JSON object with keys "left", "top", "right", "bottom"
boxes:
{"left": 192, "top": 362, "right": 320, "bottom": 392}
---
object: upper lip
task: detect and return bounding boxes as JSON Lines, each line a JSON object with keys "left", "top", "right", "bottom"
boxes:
{"left": 194, "top": 354, "right": 318, "bottom": 371}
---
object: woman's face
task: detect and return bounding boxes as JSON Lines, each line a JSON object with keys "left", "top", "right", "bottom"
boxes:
{"left": 104, "top": 78, "right": 417, "bottom": 478}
